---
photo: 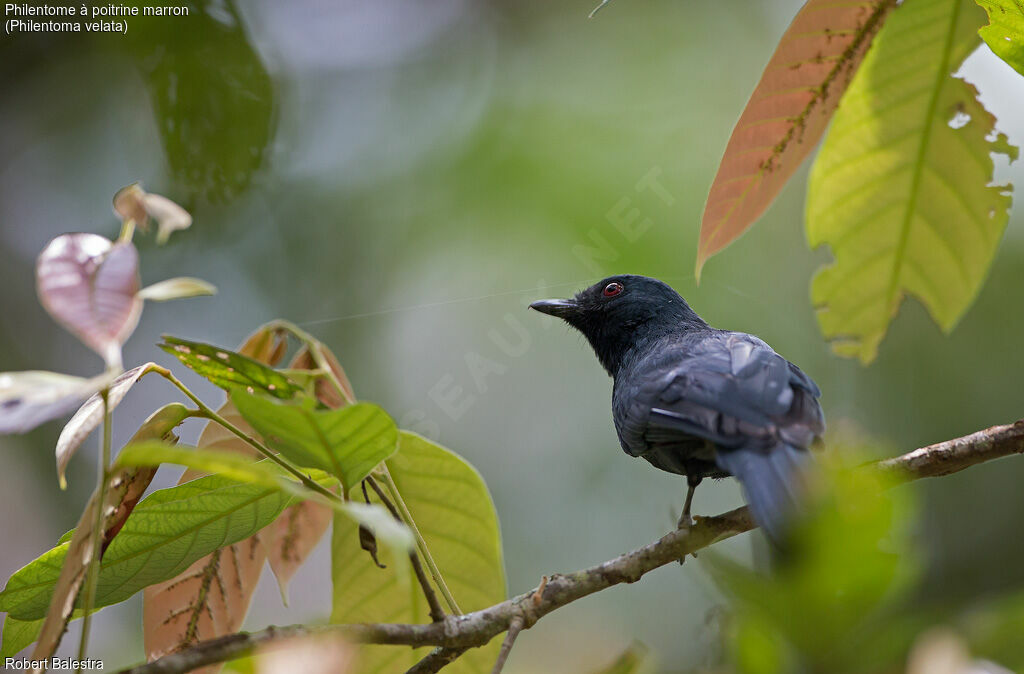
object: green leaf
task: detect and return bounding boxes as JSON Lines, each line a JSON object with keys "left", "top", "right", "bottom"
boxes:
{"left": 591, "top": 642, "right": 651, "bottom": 674}
{"left": 129, "top": 0, "right": 275, "bottom": 202}
{"left": 707, "top": 448, "right": 920, "bottom": 671}
{"left": 231, "top": 392, "right": 398, "bottom": 494}
{"left": 331, "top": 432, "right": 506, "bottom": 674}
{"left": 731, "top": 615, "right": 790, "bottom": 674}
{"left": 1, "top": 609, "right": 93, "bottom": 660}
{"left": 806, "top": 0, "right": 1017, "bottom": 363}
{"left": 0, "top": 472, "right": 302, "bottom": 620}
{"left": 138, "top": 277, "right": 216, "bottom": 302}
{"left": 116, "top": 442, "right": 291, "bottom": 490}
{"left": 117, "top": 442, "right": 414, "bottom": 554}
{"left": 976, "top": 0, "right": 1024, "bottom": 75}
{"left": 961, "top": 590, "right": 1024, "bottom": 670}
{"left": 159, "top": 336, "right": 302, "bottom": 399}
{"left": 1, "top": 616, "right": 43, "bottom": 658}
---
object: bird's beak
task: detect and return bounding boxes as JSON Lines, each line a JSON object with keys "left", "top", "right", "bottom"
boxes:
{"left": 529, "top": 298, "right": 579, "bottom": 318}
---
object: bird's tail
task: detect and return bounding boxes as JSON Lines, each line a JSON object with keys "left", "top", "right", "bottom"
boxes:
{"left": 715, "top": 442, "right": 810, "bottom": 546}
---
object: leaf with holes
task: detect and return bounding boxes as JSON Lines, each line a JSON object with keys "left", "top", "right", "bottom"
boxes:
{"left": 36, "top": 234, "right": 141, "bottom": 367}
{"left": 697, "top": 0, "right": 897, "bottom": 277}
{"left": 159, "top": 336, "right": 301, "bottom": 400}
{"left": 806, "top": 0, "right": 1016, "bottom": 363}
{"left": 331, "top": 432, "right": 506, "bottom": 674}
{"left": 231, "top": 392, "right": 397, "bottom": 494}
{"left": 55, "top": 363, "right": 158, "bottom": 488}
{"left": 976, "top": 0, "right": 1024, "bottom": 75}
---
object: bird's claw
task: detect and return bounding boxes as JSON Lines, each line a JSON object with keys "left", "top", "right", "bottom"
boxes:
{"left": 676, "top": 514, "right": 701, "bottom": 564}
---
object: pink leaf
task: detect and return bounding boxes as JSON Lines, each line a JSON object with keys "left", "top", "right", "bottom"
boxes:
{"left": 56, "top": 364, "right": 157, "bottom": 488}
{"left": 36, "top": 234, "right": 142, "bottom": 367}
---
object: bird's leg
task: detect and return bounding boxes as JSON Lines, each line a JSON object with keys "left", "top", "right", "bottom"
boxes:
{"left": 677, "top": 474, "right": 702, "bottom": 530}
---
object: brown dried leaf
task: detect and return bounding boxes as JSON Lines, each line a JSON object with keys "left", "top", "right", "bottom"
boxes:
{"left": 113, "top": 183, "right": 193, "bottom": 245}
{"left": 238, "top": 325, "right": 289, "bottom": 365}
{"left": 28, "top": 403, "right": 188, "bottom": 669}
{"left": 696, "top": 0, "right": 896, "bottom": 277}
{"left": 289, "top": 344, "right": 356, "bottom": 409}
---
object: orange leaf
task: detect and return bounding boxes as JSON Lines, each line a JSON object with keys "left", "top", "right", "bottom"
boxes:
{"left": 696, "top": 0, "right": 896, "bottom": 277}
{"left": 261, "top": 499, "right": 334, "bottom": 604}
{"left": 143, "top": 538, "right": 267, "bottom": 670}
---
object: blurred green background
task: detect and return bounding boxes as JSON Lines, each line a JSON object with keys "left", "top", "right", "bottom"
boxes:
{"left": 1, "top": 0, "right": 1023, "bottom": 671}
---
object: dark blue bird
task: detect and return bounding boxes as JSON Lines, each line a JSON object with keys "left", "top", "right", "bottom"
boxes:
{"left": 530, "top": 275, "right": 824, "bottom": 543}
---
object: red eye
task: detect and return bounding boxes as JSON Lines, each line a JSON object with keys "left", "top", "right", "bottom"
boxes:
{"left": 603, "top": 282, "right": 624, "bottom": 297}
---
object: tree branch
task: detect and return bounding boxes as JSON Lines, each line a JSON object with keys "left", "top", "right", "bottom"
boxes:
{"left": 117, "top": 419, "right": 1024, "bottom": 674}
{"left": 405, "top": 647, "right": 470, "bottom": 674}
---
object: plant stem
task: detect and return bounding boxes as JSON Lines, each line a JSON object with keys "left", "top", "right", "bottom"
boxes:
{"left": 118, "top": 219, "right": 136, "bottom": 243}
{"left": 77, "top": 389, "right": 111, "bottom": 672}
{"left": 151, "top": 366, "right": 341, "bottom": 505}
{"left": 365, "top": 477, "right": 447, "bottom": 623}
{"left": 379, "top": 468, "right": 462, "bottom": 615}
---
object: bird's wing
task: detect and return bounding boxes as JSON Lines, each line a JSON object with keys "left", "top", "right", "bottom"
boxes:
{"left": 619, "top": 332, "right": 824, "bottom": 455}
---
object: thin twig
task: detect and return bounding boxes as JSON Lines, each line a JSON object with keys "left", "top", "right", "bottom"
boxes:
{"left": 491, "top": 616, "right": 524, "bottom": 674}
{"left": 366, "top": 476, "right": 448, "bottom": 623}
{"left": 405, "top": 647, "right": 470, "bottom": 674}
{"left": 118, "top": 418, "right": 1024, "bottom": 674}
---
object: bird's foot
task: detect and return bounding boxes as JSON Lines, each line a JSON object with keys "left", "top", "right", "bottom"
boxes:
{"left": 676, "top": 514, "right": 701, "bottom": 564}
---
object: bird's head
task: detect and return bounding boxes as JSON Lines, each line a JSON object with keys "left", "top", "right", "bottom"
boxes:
{"left": 530, "top": 275, "right": 706, "bottom": 375}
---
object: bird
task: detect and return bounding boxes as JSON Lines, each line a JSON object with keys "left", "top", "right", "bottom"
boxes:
{"left": 529, "top": 275, "right": 824, "bottom": 544}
